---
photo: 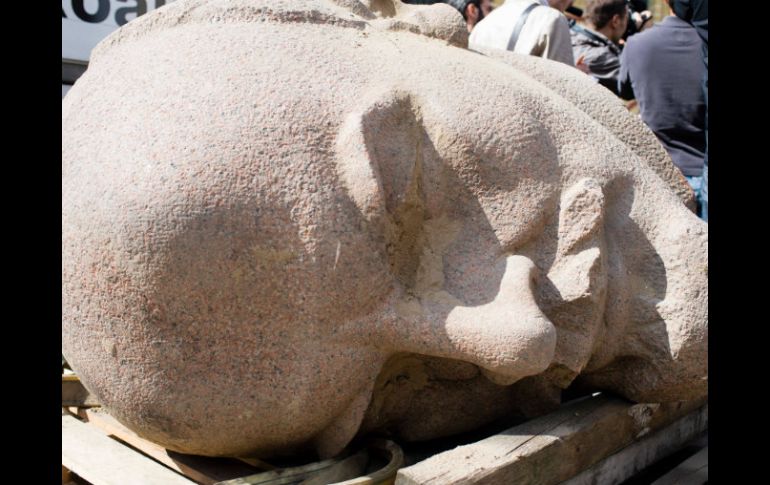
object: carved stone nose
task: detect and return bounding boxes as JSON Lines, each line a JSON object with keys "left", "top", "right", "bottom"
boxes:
{"left": 381, "top": 255, "right": 557, "bottom": 386}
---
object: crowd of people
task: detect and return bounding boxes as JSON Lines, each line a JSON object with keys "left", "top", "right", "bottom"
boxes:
{"left": 406, "top": 0, "right": 708, "bottom": 222}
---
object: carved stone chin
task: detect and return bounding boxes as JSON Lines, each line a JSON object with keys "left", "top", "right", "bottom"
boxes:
{"left": 62, "top": 0, "right": 707, "bottom": 459}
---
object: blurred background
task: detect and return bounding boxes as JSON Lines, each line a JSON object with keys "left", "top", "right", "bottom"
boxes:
{"left": 570, "top": 0, "right": 670, "bottom": 22}
{"left": 62, "top": 0, "right": 672, "bottom": 96}
{"left": 62, "top": 0, "right": 178, "bottom": 97}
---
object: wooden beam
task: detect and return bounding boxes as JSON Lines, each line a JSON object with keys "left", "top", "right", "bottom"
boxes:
{"left": 62, "top": 375, "right": 100, "bottom": 407}
{"left": 563, "top": 407, "right": 707, "bottom": 485}
{"left": 651, "top": 446, "right": 708, "bottom": 485}
{"left": 62, "top": 465, "right": 72, "bottom": 484}
{"left": 395, "top": 394, "right": 706, "bottom": 485}
{"left": 62, "top": 413, "right": 196, "bottom": 485}
{"left": 62, "top": 59, "right": 88, "bottom": 84}
{"left": 82, "top": 408, "right": 263, "bottom": 485}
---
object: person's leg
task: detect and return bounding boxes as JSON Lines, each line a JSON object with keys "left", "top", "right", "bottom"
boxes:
{"left": 700, "top": 159, "right": 707, "bottom": 222}
{"left": 701, "top": 61, "right": 708, "bottom": 222}
{"left": 685, "top": 175, "right": 703, "bottom": 219}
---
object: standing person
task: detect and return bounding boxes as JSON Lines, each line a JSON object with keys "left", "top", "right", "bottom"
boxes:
{"left": 469, "top": 0, "right": 575, "bottom": 66}
{"left": 618, "top": 0, "right": 706, "bottom": 217}
{"left": 671, "top": 0, "right": 707, "bottom": 222}
{"left": 570, "top": 0, "right": 628, "bottom": 96}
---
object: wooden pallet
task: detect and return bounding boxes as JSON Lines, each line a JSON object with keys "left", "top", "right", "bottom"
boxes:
{"left": 62, "top": 373, "right": 99, "bottom": 407}
{"left": 63, "top": 409, "right": 197, "bottom": 485}
{"left": 62, "top": 375, "right": 706, "bottom": 485}
{"left": 396, "top": 394, "right": 708, "bottom": 485}
{"left": 62, "top": 407, "right": 403, "bottom": 485}
{"left": 63, "top": 408, "right": 274, "bottom": 484}
{"left": 61, "top": 375, "right": 402, "bottom": 485}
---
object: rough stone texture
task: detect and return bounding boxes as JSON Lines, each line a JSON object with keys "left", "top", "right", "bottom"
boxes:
{"left": 62, "top": 0, "right": 708, "bottom": 460}
{"left": 470, "top": 47, "right": 697, "bottom": 211}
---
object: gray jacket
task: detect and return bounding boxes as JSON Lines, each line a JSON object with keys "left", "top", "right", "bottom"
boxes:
{"left": 570, "top": 25, "right": 622, "bottom": 96}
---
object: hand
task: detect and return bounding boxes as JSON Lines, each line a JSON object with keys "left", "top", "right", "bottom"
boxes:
{"left": 575, "top": 54, "right": 590, "bottom": 74}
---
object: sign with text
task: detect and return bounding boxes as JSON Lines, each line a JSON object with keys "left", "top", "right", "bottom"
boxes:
{"left": 62, "top": 0, "right": 176, "bottom": 62}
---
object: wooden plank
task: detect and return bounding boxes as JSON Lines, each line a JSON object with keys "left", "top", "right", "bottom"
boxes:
{"left": 562, "top": 406, "right": 708, "bottom": 485}
{"left": 62, "top": 375, "right": 100, "bottom": 407}
{"left": 83, "top": 408, "right": 263, "bottom": 485}
{"left": 62, "top": 59, "right": 88, "bottom": 84}
{"left": 65, "top": 406, "right": 87, "bottom": 418}
{"left": 62, "top": 413, "right": 196, "bottom": 485}
{"left": 651, "top": 446, "right": 708, "bottom": 485}
{"left": 395, "top": 394, "right": 706, "bottom": 485}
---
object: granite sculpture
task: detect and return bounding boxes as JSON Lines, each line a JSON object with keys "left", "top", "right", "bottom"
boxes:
{"left": 62, "top": 0, "right": 708, "bottom": 459}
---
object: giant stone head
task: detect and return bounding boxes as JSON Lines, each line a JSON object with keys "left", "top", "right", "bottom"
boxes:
{"left": 62, "top": 0, "right": 707, "bottom": 459}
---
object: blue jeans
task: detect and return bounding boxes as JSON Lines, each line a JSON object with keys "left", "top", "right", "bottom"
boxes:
{"left": 685, "top": 175, "right": 705, "bottom": 220}
{"left": 700, "top": 161, "right": 707, "bottom": 222}
{"left": 702, "top": 56, "right": 708, "bottom": 223}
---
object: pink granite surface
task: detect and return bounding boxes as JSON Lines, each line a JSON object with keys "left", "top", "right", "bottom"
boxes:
{"left": 62, "top": 0, "right": 707, "bottom": 459}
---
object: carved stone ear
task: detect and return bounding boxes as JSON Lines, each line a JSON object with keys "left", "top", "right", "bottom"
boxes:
{"left": 544, "top": 178, "right": 608, "bottom": 384}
